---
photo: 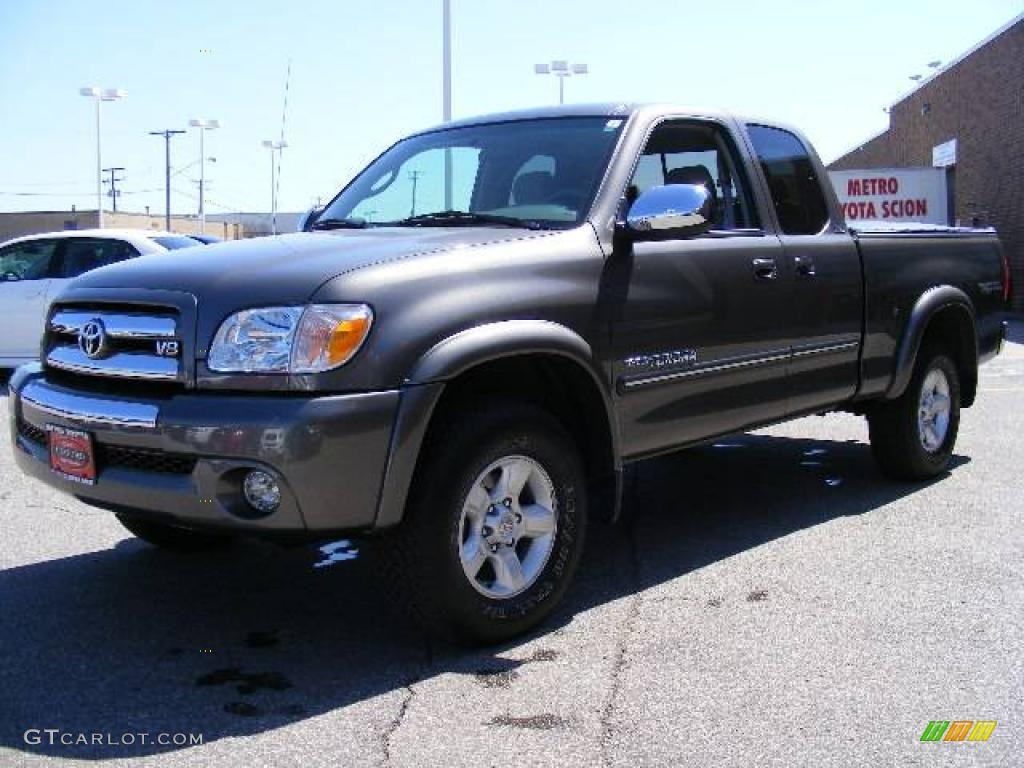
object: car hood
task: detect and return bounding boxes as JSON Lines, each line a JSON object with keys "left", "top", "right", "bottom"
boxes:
{"left": 71, "top": 228, "right": 541, "bottom": 306}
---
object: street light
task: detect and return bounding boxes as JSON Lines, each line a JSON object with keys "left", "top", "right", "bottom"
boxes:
{"left": 534, "top": 60, "right": 587, "bottom": 104}
{"left": 442, "top": 0, "right": 453, "bottom": 209}
{"left": 189, "top": 119, "right": 220, "bottom": 234}
{"left": 262, "top": 139, "right": 287, "bottom": 235}
{"left": 909, "top": 61, "right": 942, "bottom": 83}
{"left": 79, "top": 87, "right": 125, "bottom": 229}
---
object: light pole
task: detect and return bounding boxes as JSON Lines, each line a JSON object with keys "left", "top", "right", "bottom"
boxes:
{"left": 534, "top": 60, "right": 587, "bottom": 104}
{"left": 262, "top": 139, "right": 287, "bottom": 235}
{"left": 442, "top": 0, "right": 453, "bottom": 209}
{"left": 79, "top": 87, "right": 125, "bottom": 229}
{"left": 189, "top": 119, "right": 220, "bottom": 234}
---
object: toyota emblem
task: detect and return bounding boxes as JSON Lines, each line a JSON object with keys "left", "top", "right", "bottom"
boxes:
{"left": 78, "top": 319, "right": 108, "bottom": 359}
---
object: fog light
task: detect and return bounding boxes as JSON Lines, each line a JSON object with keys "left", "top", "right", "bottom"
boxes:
{"left": 243, "top": 470, "right": 281, "bottom": 514}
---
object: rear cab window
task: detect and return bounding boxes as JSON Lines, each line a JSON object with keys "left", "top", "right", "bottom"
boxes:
{"left": 746, "top": 124, "right": 830, "bottom": 235}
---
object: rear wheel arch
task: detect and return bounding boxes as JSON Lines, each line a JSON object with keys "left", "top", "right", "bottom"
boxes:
{"left": 887, "top": 287, "right": 978, "bottom": 407}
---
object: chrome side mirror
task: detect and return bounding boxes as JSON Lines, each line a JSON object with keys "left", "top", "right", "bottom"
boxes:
{"left": 623, "top": 183, "right": 714, "bottom": 239}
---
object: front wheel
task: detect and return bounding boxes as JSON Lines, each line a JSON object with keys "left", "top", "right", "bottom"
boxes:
{"left": 868, "top": 347, "right": 961, "bottom": 480}
{"left": 380, "top": 401, "right": 588, "bottom": 644}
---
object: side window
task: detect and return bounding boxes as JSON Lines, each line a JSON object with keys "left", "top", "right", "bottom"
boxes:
{"left": 627, "top": 121, "right": 759, "bottom": 231}
{"left": 56, "top": 239, "right": 137, "bottom": 278}
{"left": 746, "top": 125, "right": 829, "bottom": 235}
{"left": 0, "top": 240, "right": 58, "bottom": 281}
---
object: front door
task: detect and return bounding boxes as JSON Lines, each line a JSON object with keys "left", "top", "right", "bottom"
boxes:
{"left": 0, "top": 238, "right": 59, "bottom": 364}
{"left": 608, "top": 119, "right": 793, "bottom": 459}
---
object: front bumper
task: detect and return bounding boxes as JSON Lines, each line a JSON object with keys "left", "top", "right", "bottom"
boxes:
{"left": 8, "top": 365, "right": 400, "bottom": 536}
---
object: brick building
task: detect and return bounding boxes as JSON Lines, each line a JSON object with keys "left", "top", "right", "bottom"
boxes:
{"left": 829, "top": 14, "right": 1023, "bottom": 310}
{"left": 0, "top": 210, "right": 244, "bottom": 243}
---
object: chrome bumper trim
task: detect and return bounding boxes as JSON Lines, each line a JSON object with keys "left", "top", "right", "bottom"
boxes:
{"left": 20, "top": 379, "right": 159, "bottom": 429}
{"left": 46, "top": 346, "right": 179, "bottom": 381}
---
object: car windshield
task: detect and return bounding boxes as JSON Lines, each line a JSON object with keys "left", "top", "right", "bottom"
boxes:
{"left": 152, "top": 235, "right": 203, "bottom": 250}
{"left": 319, "top": 116, "right": 626, "bottom": 229}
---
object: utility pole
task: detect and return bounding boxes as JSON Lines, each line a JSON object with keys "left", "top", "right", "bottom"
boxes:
{"left": 408, "top": 170, "right": 423, "bottom": 216}
{"left": 149, "top": 129, "right": 185, "bottom": 231}
{"left": 102, "top": 167, "right": 125, "bottom": 212}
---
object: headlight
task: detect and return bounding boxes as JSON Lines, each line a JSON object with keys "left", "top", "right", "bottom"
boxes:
{"left": 208, "top": 304, "right": 373, "bottom": 373}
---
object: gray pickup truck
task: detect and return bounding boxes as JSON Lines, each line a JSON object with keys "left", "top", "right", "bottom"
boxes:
{"left": 9, "top": 104, "right": 1010, "bottom": 642}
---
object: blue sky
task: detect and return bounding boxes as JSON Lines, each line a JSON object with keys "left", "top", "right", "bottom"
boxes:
{"left": 0, "top": 0, "right": 1020, "bottom": 217}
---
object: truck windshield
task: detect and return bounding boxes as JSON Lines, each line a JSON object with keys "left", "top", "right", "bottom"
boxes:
{"left": 318, "top": 117, "right": 625, "bottom": 229}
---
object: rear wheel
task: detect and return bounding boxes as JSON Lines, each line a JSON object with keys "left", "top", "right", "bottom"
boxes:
{"left": 115, "top": 513, "right": 233, "bottom": 551}
{"left": 379, "top": 400, "right": 587, "bottom": 644}
{"left": 868, "top": 346, "right": 961, "bottom": 480}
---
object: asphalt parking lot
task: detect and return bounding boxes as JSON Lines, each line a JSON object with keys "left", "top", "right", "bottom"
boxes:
{"left": 1, "top": 327, "right": 1021, "bottom": 767}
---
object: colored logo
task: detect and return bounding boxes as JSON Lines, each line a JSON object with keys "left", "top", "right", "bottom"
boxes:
{"left": 920, "top": 721, "right": 997, "bottom": 742}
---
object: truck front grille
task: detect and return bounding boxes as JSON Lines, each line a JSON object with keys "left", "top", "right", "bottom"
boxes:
{"left": 17, "top": 418, "right": 196, "bottom": 475}
{"left": 45, "top": 305, "right": 184, "bottom": 384}
{"left": 17, "top": 420, "right": 47, "bottom": 445}
{"left": 95, "top": 445, "right": 197, "bottom": 475}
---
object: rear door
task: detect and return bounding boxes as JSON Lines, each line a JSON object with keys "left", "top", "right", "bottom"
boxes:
{"left": 744, "top": 125, "right": 863, "bottom": 414}
{"left": 609, "top": 119, "right": 793, "bottom": 458}
{"left": 0, "top": 238, "right": 59, "bottom": 362}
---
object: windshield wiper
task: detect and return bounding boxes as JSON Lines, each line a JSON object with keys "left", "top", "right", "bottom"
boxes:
{"left": 389, "top": 211, "right": 546, "bottom": 230}
{"left": 310, "top": 216, "right": 371, "bottom": 230}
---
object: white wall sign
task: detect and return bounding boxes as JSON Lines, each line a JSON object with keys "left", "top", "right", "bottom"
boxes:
{"left": 828, "top": 167, "right": 948, "bottom": 225}
{"left": 932, "top": 138, "right": 957, "bottom": 168}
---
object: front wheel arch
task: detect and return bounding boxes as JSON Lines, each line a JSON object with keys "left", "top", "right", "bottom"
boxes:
{"left": 375, "top": 324, "right": 621, "bottom": 529}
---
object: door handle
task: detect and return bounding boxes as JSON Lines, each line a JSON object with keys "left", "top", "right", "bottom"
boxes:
{"left": 751, "top": 258, "right": 778, "bottom": 281}
{"left": 794, "top": 256, "right": 817, "bottom": 277}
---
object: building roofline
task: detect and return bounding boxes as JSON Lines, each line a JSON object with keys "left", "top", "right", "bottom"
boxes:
{"left": 888, "top": 12, "right": 1022, "bottom": 109}
{"left": 828, "top": 125, "right": 892, "bottom": 166}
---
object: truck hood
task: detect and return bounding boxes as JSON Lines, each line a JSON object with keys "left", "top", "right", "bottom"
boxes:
{"left": 71, "top": 228, "right": 540, "bottom": 306}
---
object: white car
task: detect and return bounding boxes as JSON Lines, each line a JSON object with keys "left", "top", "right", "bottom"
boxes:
{"left": 0, "top": 229, "right": 204, "bottom": 367}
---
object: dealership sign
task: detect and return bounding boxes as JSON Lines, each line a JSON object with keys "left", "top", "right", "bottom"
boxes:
{"left": 828, "top": 167, "right": 948, "bottom": 225}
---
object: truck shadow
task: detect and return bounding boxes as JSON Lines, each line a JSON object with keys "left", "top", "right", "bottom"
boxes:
{"left": 0, "top": 432, "right": 967, "bottom": 759}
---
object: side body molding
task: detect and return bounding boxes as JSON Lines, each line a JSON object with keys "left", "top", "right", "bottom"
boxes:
{"left": 374, "top": 320, "right": 621, "bottom": 529}
{"left": 885, "top": 285, "right": 978, "bottom": 401}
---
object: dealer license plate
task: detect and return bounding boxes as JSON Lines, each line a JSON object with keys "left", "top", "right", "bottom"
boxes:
{"left": 47, "top": 425, "right": 96, "bottom": 485}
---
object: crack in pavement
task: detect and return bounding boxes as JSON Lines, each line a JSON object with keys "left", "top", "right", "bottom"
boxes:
{"left": 380, "top": 636, "right": 435, "bottom": 768}
{"left": 599, "top": 473, "right": 644, "bottom": 768}
{"left": 380, "top": 682, "right": 416, "bottom": 768}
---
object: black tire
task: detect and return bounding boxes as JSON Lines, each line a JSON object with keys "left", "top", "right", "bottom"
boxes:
{"left": 379, "top": 400, "right": 588, "bottom": 644}
{"left": 115, "top": 513, "right": 233, "bottom": 551}
{"left": 868, "top": 346, "right": 961, "bottom": 480}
